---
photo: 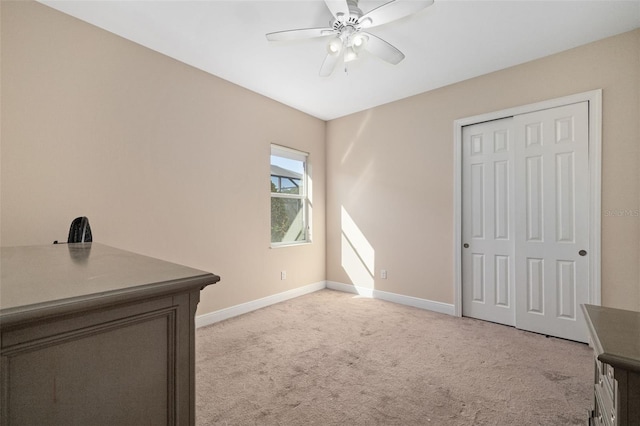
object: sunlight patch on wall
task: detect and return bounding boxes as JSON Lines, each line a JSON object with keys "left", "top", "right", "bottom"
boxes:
{"left": 341, "top": 206, "right": 375, "bottom": 295}
{"left": 340, "top": 110, "right": 373, "bottom": 165}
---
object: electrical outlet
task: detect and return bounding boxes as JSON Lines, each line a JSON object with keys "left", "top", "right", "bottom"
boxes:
{"left": 281, "top": 271, "right": 287, "bottom": 280}
{"left": 380, "top": 269, "right": 387, "bottom": 279}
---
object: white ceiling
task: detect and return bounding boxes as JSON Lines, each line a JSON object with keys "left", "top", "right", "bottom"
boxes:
{"left": 40, "top": 0, "right": 640, "bottom": 120}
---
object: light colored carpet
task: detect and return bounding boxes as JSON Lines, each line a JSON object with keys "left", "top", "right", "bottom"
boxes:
{"left": 196, "top": 289, "right": 592, "bottom": 425}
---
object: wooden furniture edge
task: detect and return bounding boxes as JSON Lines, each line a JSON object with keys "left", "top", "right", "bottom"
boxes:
{"left": 0, "top": 273, "right": 220, "bottom": 328}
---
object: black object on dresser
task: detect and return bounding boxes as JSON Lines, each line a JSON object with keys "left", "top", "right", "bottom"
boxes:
{"left": 582, "top": 304, "right": 640, "bottom": 426}
{"left": 0, "top": 243, "right": 220, "bottom": 425}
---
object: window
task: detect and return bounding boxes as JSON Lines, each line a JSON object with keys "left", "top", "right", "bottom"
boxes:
{"left": 270, "top": 145, "right": 310, "bottom": 246}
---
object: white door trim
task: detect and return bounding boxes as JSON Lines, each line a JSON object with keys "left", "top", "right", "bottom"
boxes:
{"left": 453, "top": 89, "right": 602, "bottom": 317}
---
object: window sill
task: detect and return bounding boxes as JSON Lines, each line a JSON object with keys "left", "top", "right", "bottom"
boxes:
{"left": 270, "top": 241, "right": 312, "bottom": 249}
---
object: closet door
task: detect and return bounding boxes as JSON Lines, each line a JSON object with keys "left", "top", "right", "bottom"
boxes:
{"left": 461, "top": 118, "right": 516, "bottom": 326}
{"left": 462, "top": 101, "right": 590, "bottom": 343}
{"left": 514, "top": 102, "right": 590, "bottom": 342}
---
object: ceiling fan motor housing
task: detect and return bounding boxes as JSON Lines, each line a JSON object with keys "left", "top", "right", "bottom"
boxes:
{"left": 332, "top": 0, "right": 365, "bottom": 28}
{"left": 329, "top": 0, "right": 368, "bottom": 54}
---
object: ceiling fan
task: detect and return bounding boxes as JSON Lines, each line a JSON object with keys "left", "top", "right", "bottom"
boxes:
{"left": 266, "top": 0, "right": 434, "bottom": 77}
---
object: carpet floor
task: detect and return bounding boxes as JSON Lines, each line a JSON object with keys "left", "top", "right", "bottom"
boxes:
{"left": 196, "top": 289, "right": 592, "bottom": 425}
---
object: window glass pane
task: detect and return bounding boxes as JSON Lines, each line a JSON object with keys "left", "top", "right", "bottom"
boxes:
{"left": 271, "top": 198, "right": 305, "bottom": 243}
{"left": 270, "top": 156, "right": 304, "bottom": 195}
{"left": 280, "top": 177, "right": 300, "bottom": 194}
{"left": 270, "top": 176, "right": 280, "bottom": 192}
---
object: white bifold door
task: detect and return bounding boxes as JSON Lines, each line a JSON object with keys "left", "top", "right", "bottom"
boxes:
{"left": 462, "top": 102, "right": 590, "bottom": 343}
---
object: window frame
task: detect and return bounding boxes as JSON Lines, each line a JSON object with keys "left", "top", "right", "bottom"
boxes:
{"left": 270, "top": 144, "right": 311, "bottom": 247}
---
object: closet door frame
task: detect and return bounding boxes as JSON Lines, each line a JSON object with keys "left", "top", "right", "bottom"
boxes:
{"left": 453, "top": 89, "right": 602, "bottom": 317}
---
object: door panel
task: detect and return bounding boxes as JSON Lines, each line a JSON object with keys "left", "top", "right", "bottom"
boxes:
{"left": 495, "top": 255, "right": 510, "bottom": 306}
{"left": 471, "top": 163, "right": 485, "bottom": 238}
{"left": 514, "top": 102, "right": 589, "bottom": 342}
{"left": 526, "top": 155, "right": 543, "bottom": 241}
{"left": 526, "top": 257, "right": 544, "bottom": 314}
{"left": 472, "top": 254, "right": 485, "bottom": 302}
{"left": 462, "top": 118, "right": 515, "bottom": 326}
{"left": 557, "top": 260, "right": 576, "bottom": 319}
{"left": 494, "top": 160, "right": 509, "bottom": 240}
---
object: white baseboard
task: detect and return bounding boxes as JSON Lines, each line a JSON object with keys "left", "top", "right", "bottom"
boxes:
{"left": 326, "top": 281, "right": 456, "bottom": 316}
{"left": 196, "top": 281, "right": 326, "bottom": 328}
{"left": 196, "top": 280, "right": 455, "bottom": 328}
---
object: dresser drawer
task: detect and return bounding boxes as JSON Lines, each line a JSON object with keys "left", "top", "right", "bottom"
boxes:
{"left": 597, "top": 359, "right": 616, "bottom": 409}
{"left": 603, "top": 362, "right": 616, "bottom": 399}
{"left": 595, "top": 378, "right": 617, "bottom": 426}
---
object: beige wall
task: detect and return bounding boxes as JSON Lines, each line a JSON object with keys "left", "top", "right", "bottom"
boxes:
{"left": 2, "top": 1, "right": 639, "bottom": 316}
{"left": 327, "top": 29, "right": 640, "bottom": 311}
{"left": 0, "top": 1, "right": 326, "bottom": 315}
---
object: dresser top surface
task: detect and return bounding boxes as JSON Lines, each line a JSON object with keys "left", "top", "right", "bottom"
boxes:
{"left": 1, "top": 243, "right": 219, "bottom": 323}
{"left": 582, "top": 304, "right": 640, "bottom": 372}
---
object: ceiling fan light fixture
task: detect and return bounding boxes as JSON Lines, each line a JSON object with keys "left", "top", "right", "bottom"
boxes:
{"left": 344, "top": 46, "right": 358, "bottom": 62}
{"left": 351, "top": 33, "right": 367, "bottom": 51}
{"left": 327, "top": 36, "right": 344, "bottom": 55}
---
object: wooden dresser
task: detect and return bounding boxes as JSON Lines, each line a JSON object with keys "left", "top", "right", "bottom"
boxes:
{"left": 0, "top": 243, "right": 220, "bottom": 425}
{"left": 582, "top": 304, "right": 640, "bottom": 426}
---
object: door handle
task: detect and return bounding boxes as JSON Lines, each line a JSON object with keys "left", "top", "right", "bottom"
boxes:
{"left": 463, "top": 243, "right": 469, "bottom": 248}
{"left": 579, "top": 250, "right": 587, "bottom": 256}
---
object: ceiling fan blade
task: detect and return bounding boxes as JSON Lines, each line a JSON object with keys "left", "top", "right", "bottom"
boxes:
{"left": 359, "top": 0, "right": 434, "bottom": 28}
{"left": 324, "top": 0, "right": 350, "bottom": 23}
{"left": 362, "top": 32, "right": 405, "bottom": 65}
{"left": 319, "top": 53, "right": 341, "bottom": 77}
{"left": 266, "top": 27, "right": 333, "bottom": 42}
